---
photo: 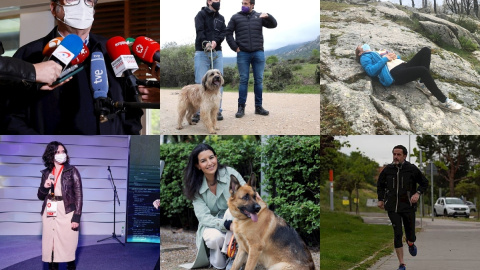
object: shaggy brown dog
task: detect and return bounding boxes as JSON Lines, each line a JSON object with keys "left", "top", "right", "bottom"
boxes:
{"left": 228, "top": 174, "right": 315, "bottom": 270}
{"left": 176, "top": 69, "right": 223, "bottom": 134}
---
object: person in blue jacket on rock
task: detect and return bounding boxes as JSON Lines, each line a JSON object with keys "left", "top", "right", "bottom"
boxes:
{"left": 355, "top": 44, "right": 462, "bottom": 112}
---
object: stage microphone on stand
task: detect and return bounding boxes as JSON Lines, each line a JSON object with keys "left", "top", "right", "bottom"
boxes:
{"left": 90, "top": 51, "right": 110, "bottom": 123}
{"left": 106, "top": 36, "right": 141, "bottom": 102}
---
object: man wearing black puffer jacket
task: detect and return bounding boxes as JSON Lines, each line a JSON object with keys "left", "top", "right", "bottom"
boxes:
{"left": 377, "top": 145, "right": 428, "bottom": 270}
{"left": 226, "top": 0, "right": 277, "bottom": 118}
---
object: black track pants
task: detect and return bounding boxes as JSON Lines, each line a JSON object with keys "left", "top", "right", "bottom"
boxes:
{"left": 390, "top": 47, "right": 447, "bottom": 103}
{"left": 387, "top": 211, "right": 416, "bottom": 248}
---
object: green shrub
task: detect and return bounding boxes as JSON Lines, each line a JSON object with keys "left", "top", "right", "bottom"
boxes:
{"left": 265, "top": 63, "right": 294, "bottom": 91}
{"left": 261, "top": 136, "right": 320, "bottom": 246}
{"left": 455, "top": 17, "right": 478, "bottom": 33}
{"left": 458, "top": 36, "right": 478, "bottom": 52}
{"left": 159, "top": 43, "right": 195, "bottom": 87}
{"left": 315, "top": 64, "right": 320, "bottom": 84}
{"left": 222, "top": 66, "right": 238, "bottom": 86}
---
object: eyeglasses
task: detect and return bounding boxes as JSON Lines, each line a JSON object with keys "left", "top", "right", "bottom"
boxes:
{"left": 57, "top": 0, "right": 97, "bottom": 7}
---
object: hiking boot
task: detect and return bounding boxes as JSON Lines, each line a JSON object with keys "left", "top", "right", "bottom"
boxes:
{"left": 415, "top": 81, "right": 432, "bottom": 96}
{"left": 217, "top": 111, "right": 224, "bottom": 121}
{"left": 408, "top": 242, "right": 417, "bottom": 256}
{"left": 255, "top": 106, "right": 269, "bottom": 116}
{"left": 235, "top": 104, "right": 246, "bottom": 118}
{"left": 440, "top": 98, "right": 462, "bottom": 112}
{"left": 192, "top": 112, "right": 200, "bottom": 123}
{"left": 397, "top": 264, "right": 406, "bottom": 270}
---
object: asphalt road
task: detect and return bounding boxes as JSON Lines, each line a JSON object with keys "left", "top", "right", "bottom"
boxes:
{"left": 159, "top": 89, "right": 320, "bottom": 135}
{"left": 368, "top": 218, "right": 480, "bottom": 270}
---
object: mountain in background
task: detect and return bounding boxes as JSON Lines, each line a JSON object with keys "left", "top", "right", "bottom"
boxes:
{"left": 223, "top": 35, "right": 320, "bottom": 66}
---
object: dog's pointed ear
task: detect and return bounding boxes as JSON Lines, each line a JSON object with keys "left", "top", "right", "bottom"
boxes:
{"left": 230, "top": 175, "right": 241, "bottom": 195}
{"left": 247, "top": 173, "right": 256, "bottom": 190}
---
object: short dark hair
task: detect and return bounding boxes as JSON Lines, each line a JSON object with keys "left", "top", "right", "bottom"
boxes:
{"left": 392, "top": 145, "right": 408, "bottom": 155}
{"left": 250, "top": 0, "right": 255, "bottom": 4}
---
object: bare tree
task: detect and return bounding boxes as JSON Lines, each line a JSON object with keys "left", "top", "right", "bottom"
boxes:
{"left": 474, "top": 0, "right": 479, "bottom": 17}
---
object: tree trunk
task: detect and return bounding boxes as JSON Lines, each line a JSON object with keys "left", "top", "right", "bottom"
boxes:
{"left": 474, "top": 0, "right": 479, "bottom": 17}
{"left": 412, "top": 0, "right": 415, "bottom": 8}
{"left": 355, "top": 184, "right": 359, "bottom": 215}
{"left": 400, "top": 0, "right": 403, "bottom": 6}
{"left": 348, "top": 191, "right": 352, "bottom": 212}
{"left": 434, "top": 0, "right": 437, "bottom": 13}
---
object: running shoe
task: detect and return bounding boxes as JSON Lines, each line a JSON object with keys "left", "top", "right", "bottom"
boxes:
{"left": 415, "top": 81, "right": 432, "bottom": 96}
{"left": 440, "top": 98, "right": 463, "bottom": 112}
{"left": 408, "top": 242, "right": 417, "bottom": 256}
{"left": 397, "top": 264, "right": 406, "bottom": 270}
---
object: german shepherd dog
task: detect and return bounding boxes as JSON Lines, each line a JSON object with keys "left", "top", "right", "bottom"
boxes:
{"left": 228, "top": 174, "right": 315, "bottom": 270}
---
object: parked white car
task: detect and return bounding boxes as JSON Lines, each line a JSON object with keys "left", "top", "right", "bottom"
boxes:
{"left": 434, "top": 197, "right": 470, "bottom": 218}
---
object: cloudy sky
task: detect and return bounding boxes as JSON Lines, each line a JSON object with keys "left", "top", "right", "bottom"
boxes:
{"left": 336, "top": 135, "right": 420, "bottom": 166}
{"left": 160, "top": 0, "right": 320, "bottom": 57}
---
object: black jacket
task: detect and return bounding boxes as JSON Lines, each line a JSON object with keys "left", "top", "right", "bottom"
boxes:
{"left": 4, "top": 27, "right": 143, "bottom": 135}
{"left": 38, "top": 163, "right": 83, "bottom": 223}
{"left": 0, "top": 56, "right": 36, "bottom": 89}
{"left": 377, "top": 161, "right": 428, "bottom": 212}
{"left": 195, "top": 7, "right": 226, "bottom": 52}
{"left": 226, "top": 10, "right": 277, "bottom": 52}
{"left": 0, "top": 54, "right": 37, "bottom": 133}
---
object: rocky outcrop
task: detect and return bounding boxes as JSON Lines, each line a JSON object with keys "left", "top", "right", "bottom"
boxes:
{"left": 413, "top": 12, "right": 480, "bottom": 49}
{"left": 419, "top": 21, "right": 462, "bottom": 49}
{"left": 321, "top": 1, "right": 480, "bottom": 135}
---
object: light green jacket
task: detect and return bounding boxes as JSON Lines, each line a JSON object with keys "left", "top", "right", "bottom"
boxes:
{"left": 182, "top": 166, "right": 245, "bottom": 269}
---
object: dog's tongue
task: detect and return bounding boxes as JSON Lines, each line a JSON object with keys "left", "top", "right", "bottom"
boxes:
{"left": 250, "top": 213, "right": 258, "bottom": 222}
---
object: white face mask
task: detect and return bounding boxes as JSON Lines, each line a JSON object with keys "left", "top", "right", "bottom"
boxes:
{"left": 55, "top": 153, "right": 67, "bottom": 164}
{"left": 57, "top": 2, "right": 94, "bottom": 30}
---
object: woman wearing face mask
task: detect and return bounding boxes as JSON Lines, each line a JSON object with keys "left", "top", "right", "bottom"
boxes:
{"left": 182, "top": 143, "right": 245, "bottom": 269}
{"left": 37, "top": 141, "right": 83, "bottom": 270}
{"left": 355, "top": 44, "right": 462, "bottom": 112}
{"left": 192, "top": 0, "right": 227, "bottom": 123}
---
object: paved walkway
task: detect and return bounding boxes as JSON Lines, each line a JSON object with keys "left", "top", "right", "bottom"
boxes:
{"left": 368, "top": 218, "right": 480, "bottom": 270}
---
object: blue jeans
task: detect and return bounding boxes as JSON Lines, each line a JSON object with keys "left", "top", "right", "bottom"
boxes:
{"left": 237, "top": 51, "right": 265, "bottom": 106}
{"left": 194, "top": 50, "right": 223, "bottom": 112}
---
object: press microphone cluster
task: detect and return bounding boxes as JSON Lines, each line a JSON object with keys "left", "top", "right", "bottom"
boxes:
{"left": 106, "top": 36, "right": 142, "bottom": 102}
{"left": 132, "top": 36, "right": 160, "bottom": 64}
{"left": 90, "top": 51, "right": 110, "bottom": 123}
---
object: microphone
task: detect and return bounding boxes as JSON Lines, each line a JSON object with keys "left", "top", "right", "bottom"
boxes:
{"left": 42, "top": 37, "right": 64, "bottom": 58}
{"left": 60, "top": 43, "right": 90, "bottom": 78}
{"left": 132, "top": 36, "right": 160, "bottom": 64}
{"left": 106, "top": 36, "right": 141, "bottom": 102}
{"left": 49, "top": 174, "right": 55, "bottom": 195}
{"left": 90, "top": 51, "right": 110, "bottom": 123}
{"left": 49, "top": 34, "right": 84, "bottom": 69}
{"left": 107, "top": 166, "right": 111, "bottom": 172}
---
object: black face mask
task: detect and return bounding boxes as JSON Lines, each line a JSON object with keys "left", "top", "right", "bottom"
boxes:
{"left": 211, "top": 2, "right": 220, "bottom": 11}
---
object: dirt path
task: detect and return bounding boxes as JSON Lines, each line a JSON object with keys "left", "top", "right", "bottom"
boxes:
{"left": 160, "top": 89, "right": 320, "bottom": 135}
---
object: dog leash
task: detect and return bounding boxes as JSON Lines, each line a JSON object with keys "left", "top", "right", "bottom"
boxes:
{"left": 202, "top": 40, "right": 218, "bottom": 69}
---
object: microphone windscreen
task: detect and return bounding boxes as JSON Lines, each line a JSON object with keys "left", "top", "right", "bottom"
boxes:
{"left": 106, "top": 36, "right": 131, "bottom": 61}
{"left": 71, "top": 43, "right": 90, "bottom": 65}
{"left": 50, "top": 34, "right": 84, "bottom": 66}
{"left": 133, "top": 36, "right": 160, "bottom": 63}
{"left": 42, "top": 37, "right": 64, "bottom": 57}
{"left": 90, "top": 52, "right": 109, "bottom": 99}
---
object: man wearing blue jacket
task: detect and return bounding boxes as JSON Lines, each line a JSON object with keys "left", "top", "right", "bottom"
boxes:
{"left": 226, "top": 0, "right": 277, "bottom": 118}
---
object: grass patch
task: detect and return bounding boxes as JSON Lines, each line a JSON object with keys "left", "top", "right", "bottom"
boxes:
{"left": 320, "top": 211, "right": 393, "bottom": 270}
{"left": 321, "top": 1, "right": 353, "bottom": 11}
{"left": 321, "top": 14, "right": 340, "bottom": 23}
{"left": 345, "top": 17, "right": 370, "bottom": 24}
{"left": 320, "top": 93, "right": 357, "bottom": 135}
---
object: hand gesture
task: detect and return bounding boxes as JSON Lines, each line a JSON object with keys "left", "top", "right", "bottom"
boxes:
{"left": 138, "top": 85, "right": 160, "bottom": 103}
{"left": 260, "top": 13, "right": 269, "bottom": 18}
{"left": 386, "top": 52, "right": 397, "bottom": 61}
{"left": 410, "top": 193, "right": 420, "bottom": 204}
